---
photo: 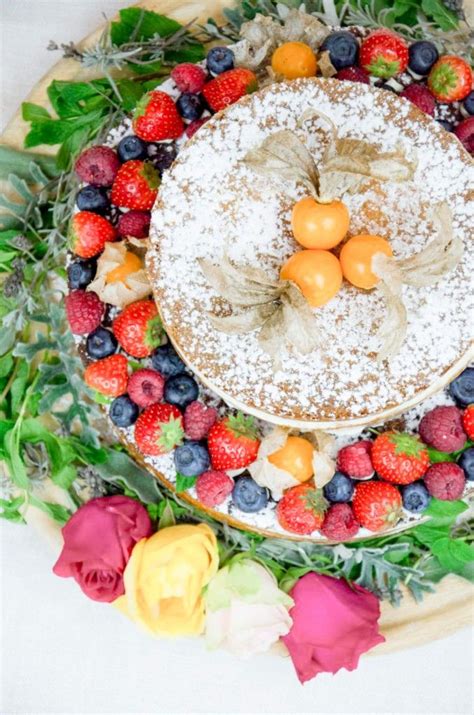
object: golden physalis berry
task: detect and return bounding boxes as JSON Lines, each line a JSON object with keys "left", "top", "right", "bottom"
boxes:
{"left": 291, "top": 197, "right": 350, "bottom": 250}
{"left": 268, "top": 436, "right": 314, "bottom": 483}
{"left": 271, "top": 42, "right": 317, "bottom": 80}
{"left": 340, "top": 234, "right": 393, "bottom": 290}
{"left": 106, "top": 251, "right": 143, "bottom": 285}
{"left": 280, "top": 249, "right": 342, "bottom": 307}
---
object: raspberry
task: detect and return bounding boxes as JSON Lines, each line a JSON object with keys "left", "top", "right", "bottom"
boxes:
{"left": 336, "top": 66, "right": 370, "bottom": 84}
{"left": 400, "top": 84, "right": 436, "bottom": 116}
{"left": 195, "top": 470, "right": 233, "bottom": 507}
{"left": 418, "top": 405, "right": 467, "bottom": 452}
{"left": 184, "top": 400, "right": 217, "bottom": 440}
{"left": 185, "top": 117, "right": 209, "bottom": 139}
{"left": 337, "top": 440, "right": 374, "bottom": 479}
{"left": 454, "top": 117, "right": 474, "bottom": 155}
{"left": 320, "top": 503, "right": 360, "bottom": 540}
{"left": 75, "top": 146, "right": 120, "bottom": 187}
{"left": 424, "top": 462, "right": 466, "bottom": 500}
{"left": 462, "top": 405, "right": 474, "bottom": 440}
{"left": 127, "top": 368, "right": 164, "bottom": 408}
{"left": 171, "top": 63, "right": 207, "bottom": 93}
{"left": 65, "top": 290, "right": 104, "bottom": 334}
{"left": 117, "top": 210, "right": 151, "bottom": 239}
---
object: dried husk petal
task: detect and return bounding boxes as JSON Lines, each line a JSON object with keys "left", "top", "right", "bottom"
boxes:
{"left": 318, "top": 50, "right": 337, "bottom": 78}
{"left": 199, "top": 257, "right": 320, "bottom": 366}
{"left": 87, "top": 241, "right": 151, "bottom": 308}
{"left": 373, "top": 203, "right": 463, "bottom": 362}
{"left": 244, "top": 109, "right": 417, "bottom": 204}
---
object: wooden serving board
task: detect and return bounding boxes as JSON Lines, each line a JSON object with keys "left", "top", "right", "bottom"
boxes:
{"left": 1, "top": 0, "right": 472, "bottom": 656}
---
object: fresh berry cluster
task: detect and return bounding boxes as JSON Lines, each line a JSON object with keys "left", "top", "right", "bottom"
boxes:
{"left": 66, "top": 41, "right": 472, "bottom": 540}
{"left": 272, "top": 31, "right": 473, "bottom": 154}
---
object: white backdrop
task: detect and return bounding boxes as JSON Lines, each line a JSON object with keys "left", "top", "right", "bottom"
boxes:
{"left": 1, "top": 2, "right": 473, "bottom": 713}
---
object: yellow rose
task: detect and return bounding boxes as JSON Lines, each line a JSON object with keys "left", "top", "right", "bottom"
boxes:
{"left": 114, "top": 524, "right": 218, "bottom": 637}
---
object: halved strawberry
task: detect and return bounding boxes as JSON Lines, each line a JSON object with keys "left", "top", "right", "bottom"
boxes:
{"left": 134, "top": 402, "right": 184, "bottom": 456}
{"left": 428, "top": 55, "right": 473, "bottom": 103}
{"left": 113, "top": 300, "right": 163, "bottom": 358}
{"left": 132, "top": 90, "right": 184, "bottom": 142}
{"left": 69, "top": 211, "right": 117, "bottom": 259}
{"left": 84, "top": 354, "right": 129, "bottom": 397}
{"left": 352, "top": 481, "right": 402, "bottom": 532}
{"left": 207, "top": 412, "right": 260, "bottom": 470}
{"left": 202, "top": 68, "right": 258, "bottom": 112}
{"left": 360, "top": 30, "right": 408, "bottom": 79}
{"left": 111, "top": 160, "right": 160, "bottom": 211}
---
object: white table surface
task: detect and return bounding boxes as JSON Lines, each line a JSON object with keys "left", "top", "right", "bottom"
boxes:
{"left": 1, "top": 2, "right": 473, "bottom": 713}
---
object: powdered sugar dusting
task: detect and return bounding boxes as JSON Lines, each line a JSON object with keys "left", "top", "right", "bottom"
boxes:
{"left": 149, "top": 78, "right": 474, "bottom": 425}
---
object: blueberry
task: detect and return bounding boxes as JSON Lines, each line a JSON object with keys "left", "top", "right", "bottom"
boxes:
{"left": 323, "top": 471, "right": 354, "bottom": 503}
{"left": 408, "top": 41, "right": 439, "bottom": 76}
{"left": 147, "top": 142, "right": 177, "bottom": 174}
{"left": 176, "top": 93, "right": 205, "bottom": 121}
{"left": 232, "top": 476, "right": 269, "bottom": 513}
{"left": 320, "top": 31, "right": 359, "bottom": 71}
{"left": 67, "top": 259, "right": 97, "bottom": 289}
{"left": 76, "top": 185, "right": 109, "bottom": 213}
{"left": 401, "top": 482, "right": 431, "bottom": 513}
{"left": 174, "top": 440, "right": 210, "bottom": 476}
{"left": 449, "top": 367, "right": 474, "bottom": 407}
{"left": 458, "top": 447, "right": 474, "bottom": 481}
{"left": 109, "top": 395, "right": 139, "bottom": 427}
{"left": 117, "top": 135, "right": 147, "bottom": 162}
{"left": 86, "top": 327, "right": 118, "bottom": 359}
{"left": 206, "top": 46, "right": 234, "bottom": 75}
{"left": 152, "top": 343, "right": 186, "bottom": 378}
{"left": 164, "top": 373, "right": 199, "bottom": 409}
{"left": 438, "top": 120, "right": 454, "bottom": 132}
{"left": 463, "top": 91, "right": 474, "bottom": 116}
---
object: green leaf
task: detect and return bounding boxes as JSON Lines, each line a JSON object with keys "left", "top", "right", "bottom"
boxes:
{"left": 21, "top": 103, "right": 52, "bottom": 122}
{"left": 421, "top": 0, "right": 459, "bottom": 30}
{"left": 10, "top": 360, "right": 29, "bottom": 415}
{"left": 116, "top": 79, "right": 145, "bottom": 112}
{"left": 95, "top": 449, "right": 162, "bottom": 503}
{"left": 110, "top": 8, "right": 182, "bottom": 45}
{"left": 430, "top": 537, "right": 474, "bottom": 573}
{"left": 0, "top": 351, "right": 13, "bottom": 379}
{"left": 427, "top": 446, "right": 455, "bottom": 463}
{"left": 425, "top": 498, "right": 468, "bottom": 524}
{"left": 0, "top": 496, "right": 26, "bottom": 524}
{"left": 157, "top": 498, "right": 176, "bottom": 528}
{"left": 175, "top": 473, "right": 197, "bottom": 493}
{"left": 28, "top": 495, "right": 72, "bottom": 524}
{"left": 0, "top": 144, "right": 59, "bottom": 180}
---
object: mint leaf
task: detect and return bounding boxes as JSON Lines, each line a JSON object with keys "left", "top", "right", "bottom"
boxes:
{"left": 175, "top": 473, "right": 197, "bottom": 493}
{"left": 425, "top": 498, "right": 468, "bottom": 523}
{"left": 110, "top": 8, "right": 182, "bottom": 45}
{"left": 421, "top": 0, "right": 459, "bottom": 30}
{"left": 21, "top": 103, "right": 52, "bottom": 122}
{"left": 430, "top": 537, "right": 474, "bottom": 573}
{"left": 427, "top": 446, "right": 455, "bottom": 463}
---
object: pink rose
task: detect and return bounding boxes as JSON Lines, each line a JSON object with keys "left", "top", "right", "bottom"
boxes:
{"left": 282, "top": 573, "right": 385, "bottom": 683}
{"left": 53, "top": 496, "right": 152, "bottom": 602}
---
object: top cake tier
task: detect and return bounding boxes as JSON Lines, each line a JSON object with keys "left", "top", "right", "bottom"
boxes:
{"left": 148, "top": 78, "right": 474, "bottom": 429}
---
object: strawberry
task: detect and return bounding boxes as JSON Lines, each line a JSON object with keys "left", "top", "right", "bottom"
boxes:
{"left": 276, "top": 483, "right": 327, "bottom": 535}
{"left": 65, "top": 289, "right": 104, "bottom": 334}
{"left": 428, "top": 55, "right": 472, "bottom": 103}
{"left": 202, "top": 68, "right": 258, "bottom": 112}
{"left": 207, "top": 412, "right": 260, "bottom": 470}
{"left": 134, "top": 402, "right": 184, "bottom": 456}
{"left": 84, "top": 354, "right": 129, "bottom": 397}
{"left": 371, "top": 432, "right": 429, "bottom": 484}
{"left": 462, "top": 405, "right": 474, "bottom": 440}
{"left": 360, "top": 30, "right": 408, "bottom": 79}
{"left": 111, "top": 160, "right": 160, "bottom": 211}
{"left": 113, "top": 300, "right": 163, "bottom": 358}
{"left": 132, "top": 90, "right": 184, "bottom": 142}
{"left": 69, "top": 211, "right": 117, "bottom": 259}
{"left": 352, "top": 481, "right": 402, "bottom": 532}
